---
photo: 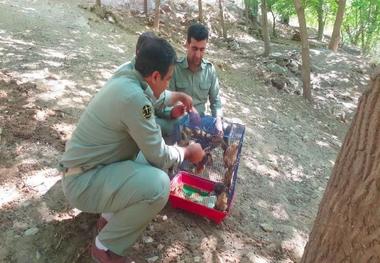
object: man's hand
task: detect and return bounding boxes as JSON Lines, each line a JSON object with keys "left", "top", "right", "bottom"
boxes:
{"left": 215, "top": 116, "right": 223, "bottom": 137}
{"left": 184, "top": 143, "right": 205, "bottom": 165}
{"left": 170, "top": 92, "right": 193, "bottom": 112}
{"left": 170, "top": 104, "right": 186, "bottom": 119}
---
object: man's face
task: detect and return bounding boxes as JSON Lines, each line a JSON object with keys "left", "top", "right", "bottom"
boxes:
{"left": 186, "top": 38, "right": 207, "bottom": 68}
{"left": 151, "top": 65, "right": 174, "bottom": 98}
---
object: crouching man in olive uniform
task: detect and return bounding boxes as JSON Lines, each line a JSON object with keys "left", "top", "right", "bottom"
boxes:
{"left": 59, "top": 38, "right": 205, "bottom": 263}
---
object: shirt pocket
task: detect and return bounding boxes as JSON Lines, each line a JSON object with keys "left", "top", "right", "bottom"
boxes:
{"left": 198, "top": 81, "right": 211, "bottom": 97}
{"left": 176, "top": 81, "right": 188, "bottom": 92}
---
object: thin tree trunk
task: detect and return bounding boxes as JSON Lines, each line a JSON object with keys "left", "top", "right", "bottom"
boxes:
{"left": 96, "top": 0, "right": 101, "bottom": 7}
{"left": 144, "top": 0, "right": 148, "bottom": 19}
{"left": 198, "top": 0, "right": 203, "bottom": 23}
{"left": 328, "top": 0, "right": 347, "bottom": 52}
{"left": 293, "top": 0, "right": 312, "bottom": 101}
{"left": 317, "top": 0, "right": 325, "bottom": 41}
{"left": 270, "top": 9, "right": 276, "bottom": 37}
{"left": 261, "top": 0, "right": 270, "bottom": 56}
{"left": 219, "top": 0, "right": 227, "bottom": 39}
{"left": 153, "top": 0, "right": 160, "bottom": 30}
{"left": 301, "top": 67, "right": 380, "bottom": 262}
{"left": 245, "top": 3, "right": 250, "bottom": 24}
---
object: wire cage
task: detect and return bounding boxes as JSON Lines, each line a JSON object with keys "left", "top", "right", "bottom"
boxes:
{"left": 169, "top": 115, "right": 245, "bottom": 222}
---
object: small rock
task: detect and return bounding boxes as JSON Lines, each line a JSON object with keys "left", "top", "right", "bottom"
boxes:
{"left": 146, "top": 256, "right": 159, "bottom": 263}
{"left": 162, "top": 215, "right": 168, "bottom": 221}
{"left": 107, "top": 16, "right": 115, "bottom": 24}
{"left": 260, "top": 223, "right": 273, "bottom": 232}
{"left": 157, "top": 244, "right": 164, "bottom": 250}
{"left": 194, "top": 256, "right": 201, "bottom": 262}
{"left": 24, "top": 227, "right": 39, "bottom": 236}
{"left": 271, "top": 78, "right": 286, "bottom": 90}
{"left": 142, "top": 236, "right": 154, "bottom": 243}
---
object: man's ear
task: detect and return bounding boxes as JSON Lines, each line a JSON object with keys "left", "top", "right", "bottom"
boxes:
{"left": 152, "top": 71, "right": 162, "bottom": 83}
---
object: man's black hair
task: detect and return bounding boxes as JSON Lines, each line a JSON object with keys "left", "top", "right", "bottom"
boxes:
{"left": 187, "top": 23, "right": 209, "bottom": 43}
{"left": 136, "top": 32, "right": 156, "bottom": 54}
{"left": 135, "top": 38, "right": 177, "bottom": 78}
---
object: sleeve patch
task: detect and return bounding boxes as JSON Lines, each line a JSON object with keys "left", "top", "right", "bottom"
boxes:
{"left": 142, "top": 104, "right": 153, "bottom": 119}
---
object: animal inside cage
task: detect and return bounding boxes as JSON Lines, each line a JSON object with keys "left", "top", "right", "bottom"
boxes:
{"left": 169, "top": 115, "right": 245, "bottom": 222}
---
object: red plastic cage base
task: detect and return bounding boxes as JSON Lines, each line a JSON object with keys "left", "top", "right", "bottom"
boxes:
{"left": 169, "top": 171, "right": 228, "bottom": 224}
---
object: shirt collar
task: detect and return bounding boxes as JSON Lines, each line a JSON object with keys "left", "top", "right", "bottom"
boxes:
{"left": 179, "top": 57, "right": 207, "bottom": 70}
{"left": 130, "top": 70, "right": 157, "bottom": 103}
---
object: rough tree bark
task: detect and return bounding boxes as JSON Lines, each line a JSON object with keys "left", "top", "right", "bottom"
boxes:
{"left": 153, "top": 0, "right": 160, "bottom": 30}
{"left": 219, "top": 0, "right": 227, "bottom": 39}
{"left": 198, "top": 0, "right": 203, "bottom": 23}
{"left": 328, "top": 0, "right": 347, "bottom": 52}
{"left": 260, "top": 0, "right": 270, "bottom": 57}
{"left": 293, "top": 0, "right": 312, "bottom": 101}
{"left": 301, "top": 68, "right": 380, "bottom": 262}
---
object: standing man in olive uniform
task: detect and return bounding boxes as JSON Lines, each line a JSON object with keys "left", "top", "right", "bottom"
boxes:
{"left": 156, "top": 23, "right": 223, "bottom": 136}
{"left": 59, "top": 38, "right": 204, "bottom": 263}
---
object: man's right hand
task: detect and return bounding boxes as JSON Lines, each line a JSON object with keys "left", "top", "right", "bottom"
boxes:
{"left": 170, "top": 92, "right": 193, "bottom": 112}
{"left": 170, "top": 104, "right": 186, "bottom": 119}
{"left": 184, "top": 143, "right": 205, "bottom": 164}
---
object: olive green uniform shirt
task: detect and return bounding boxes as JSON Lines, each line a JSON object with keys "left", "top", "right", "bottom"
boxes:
{"left": 167, "top": 57, "right": 223, "bottom": 117}
{"left": 59, "top": 69, "right": 184, "bottom": 171}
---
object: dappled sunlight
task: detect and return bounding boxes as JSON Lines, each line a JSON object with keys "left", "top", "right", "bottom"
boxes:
{"left": 271, "top": 203, "right": 290, "bottom": 221}
{"left": 107, "top": 43, "right": 125, "bottom": 53}
{"left": 231, "top": 61, "right": 249, "bottom": 70}
{"left": 0, "top": 184, "right": 21, "bottom": 207}
{"left": 24, "top": 169, "right": 61, "bottom": 195}
{"left": 0, "top": 34, "right": 35, "bottom": 47}
{"left": 281, "top": 230, "right": 308, "bottom": 260}
{"left": 315, "top": 140, "right": 331, "bottom": 149}
{"left": 40, "top": 48, "right": 66, "bottom": 59}
{"left": 162, "top": 240, "right": 187, "bottom": 261}
{"left": 245, "top": 253, "right": 271, "bottom": 263}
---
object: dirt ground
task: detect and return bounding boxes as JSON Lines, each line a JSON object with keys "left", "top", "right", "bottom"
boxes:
{"left": 0, "top": 0, "right": 371, "bottom": 262}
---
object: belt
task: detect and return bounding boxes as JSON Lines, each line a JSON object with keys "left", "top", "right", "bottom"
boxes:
{"left": 64, "top": 167, "right": 85, "bottom": 176}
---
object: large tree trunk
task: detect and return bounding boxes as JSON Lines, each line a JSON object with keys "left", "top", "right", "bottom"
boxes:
{"left": 96, "top": 0, "right": 101, "bottom": 7}
{"left": 219, "top": 0, "right": 227, "bottom": 39}
{"left": 144, "top": 0, "right": 148, "bottom": 18}
{"left": 328, "top": 0, "right": 347, "bottom": 52}
{"left": 153, "top": 0, "right": 160, "bottom": 30}
{"left": 198, "top": 0, "right": 203, "bottom": 23}
{"left": 317, "top": 0, "right": 325, "bottom": 41}
{"left": 260, "top": 0, "right": 271, "bottom": 57}
{"left": 301, "top": 67, "right": 380, "bottom": 262}
{"left": 293, "top": 0, "right": 312, "bottom": 101}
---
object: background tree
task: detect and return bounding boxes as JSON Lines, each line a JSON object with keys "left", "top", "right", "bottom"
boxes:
{"left": 144, "top": 0, "right": 148, "bottom": 19}
{"left": 328, "top": 0, "right": 347, "bottom": 52}
{"left": 343, "top": 0, "right": 380, "bottom": 54}
{"left": 153, "top": 0, "right": 160, "bottom": 30}
{"left": 96, "top": 0, "right": 101, "bottom": 7}
{"left": 244, "top": 0, "right": 260, "bottom": 29}
{"left": 293, "top": 0, "right": 312, "bottom": 101}
{"left": 301, "top": 68, "right": 380, "bottom": 262}
{"left": 219, "top": 0, "right": 227, "bottom": 39}
{"left": 309, "top": 0, "right": 328, "bottom": 41}
{"left": 198, "top": 0, "right": 203, "bottom": 23}
{"left": 261, "top": 0, "right": 271, "bottom": 56}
